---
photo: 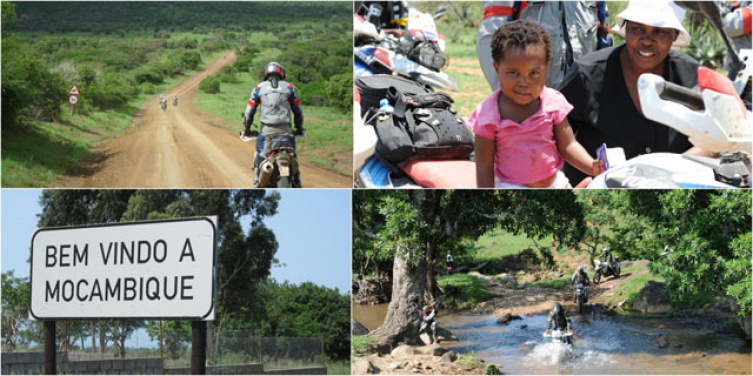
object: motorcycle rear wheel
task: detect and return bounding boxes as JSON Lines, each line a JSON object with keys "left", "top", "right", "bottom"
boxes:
{"left": 614, "top": 267, "right": 621, "bottom": 278}
{"left": 593, "top": 273, "right": 601, "bottom": 284}
{"left": 278, "top": 176, "right": 290, "bottom": 188}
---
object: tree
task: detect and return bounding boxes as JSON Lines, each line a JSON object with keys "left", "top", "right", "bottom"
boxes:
{"left": 353, "top": 190, "right": 585, "bottom": 347}
{"left": 1, "top": 271, "right": 30, "bottom": 351}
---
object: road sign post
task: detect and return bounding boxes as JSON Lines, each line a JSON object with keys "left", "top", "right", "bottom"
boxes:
{"left": 67, "top": 84, "right": 80, "bottom": 115}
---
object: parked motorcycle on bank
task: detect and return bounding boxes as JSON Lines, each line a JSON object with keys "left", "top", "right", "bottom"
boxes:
{"left": 574, "top": 283, "right": 589, "bottom": 313}
{"left": 593, "top": 258, "right": 621, "bottom": 284}
{"left": 240, "top": 115, "right": 303, "bottom": 188}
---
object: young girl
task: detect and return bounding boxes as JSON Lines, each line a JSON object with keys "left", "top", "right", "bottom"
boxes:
{"left": 468, "top": 19, "right": 602, "bottom": 188}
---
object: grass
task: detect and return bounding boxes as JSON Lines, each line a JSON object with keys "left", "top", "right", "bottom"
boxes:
{"left": 527, "top": 277, "right": 570, "bottom": 290}
{"left": 601, "top": 263, "right": 665, "bottom": 310}
{"left": 437, "top": 273, "right": 494, "bottom": 311}
{"left": 326, "top": 359, "right": 351, "bottom": 375}
{"left": 473, "top": 229, "right": 538, "bottom": 261}
{"left": 351, "top": 335, "right": 375, "bottom": 354}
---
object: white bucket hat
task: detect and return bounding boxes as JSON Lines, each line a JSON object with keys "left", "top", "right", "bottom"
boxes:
{"left": 613, "top": 1, "right": 692, "bottom": 47}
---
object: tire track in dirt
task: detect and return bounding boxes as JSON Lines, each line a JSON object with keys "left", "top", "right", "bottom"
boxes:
{"left": 61, "top": 51, "right": 352, "bottom": 188}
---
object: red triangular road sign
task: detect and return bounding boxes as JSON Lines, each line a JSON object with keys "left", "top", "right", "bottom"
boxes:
{"left": 68, "top": 84, "right": 80, "bottom": 96}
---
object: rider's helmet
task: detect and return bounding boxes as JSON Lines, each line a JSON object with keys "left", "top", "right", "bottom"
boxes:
{"left": 263, "top": 62, "right": 286, "bottom": 81}
{"left": 552, "top": 302, "right": 562, "bottom": 315}
{"left": 577, "top": 265, "right": 584, "bottom": 273}
{"left": 603, "top": 247, "right": 610, "bottom": 253}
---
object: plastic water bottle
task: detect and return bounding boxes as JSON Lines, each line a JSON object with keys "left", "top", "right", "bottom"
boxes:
{"left": 379, "top": 98, "right": 394, "bottom": 114}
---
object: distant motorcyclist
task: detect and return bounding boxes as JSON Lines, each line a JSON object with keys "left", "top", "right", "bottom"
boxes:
{"left": 571, "top": 265, "right": 590, "bottom": 286}
{"left": 243, "top": 61, "right": 304, "bottom": 188}
{"left": 418, "top": 305, "right": 438, "bottom": 344}
{"left": 571, "top": 266, "right": 590, "bottom": 302}
{"left": 599, "top": 247, "right": 614, "bottom": 267}
{"left": 172, "top": 94, "right": 178, "bottom": 106}
{"left": 544, "top": 303, "right": 572, "bottom": 343}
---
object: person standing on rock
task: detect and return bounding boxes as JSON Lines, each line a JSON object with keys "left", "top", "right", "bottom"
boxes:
{"left": 243, "top": 61, "right": 305, "bottom": 187}
{"left": 419, "top": 305, "right": 438, "bottom": 344}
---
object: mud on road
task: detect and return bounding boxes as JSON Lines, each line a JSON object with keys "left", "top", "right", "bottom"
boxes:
{"left": 60, "top": 51, "right": 352, "bottom": 188}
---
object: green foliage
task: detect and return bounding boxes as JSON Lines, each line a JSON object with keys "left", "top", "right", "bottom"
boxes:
{"left": 527, "top": 277, "right": 570, "bottom": 290}
{"left": 437, "top": 274, "right": 494, "bottom": 310}
{"left": 2, "top": 1, "right": 18, "bottom": 32}
{"left": 261, "top": 281, "right": 351, "bottom": 361}
{"left": 684, "top": 22, "right": 726, "bottom": 70}
{"left": 1, "top": 271, "right": 30, "bottom": 351}
{"left": 146, "top": 321, "right": 191, "bottom": 359}
{"left": 2, "top": 36, "right": 67, "bottom": 129}
{"left": 351, "top": 335, "right": 376, "bottom": 353}
{"left": 199, "top": 74, "right": 221, "bottom": 93}
{"left": 724, "top": 232, "right": 752, "bottom": 317}
{"left": 325, "top": 73, "right": 353, "bottom": 113}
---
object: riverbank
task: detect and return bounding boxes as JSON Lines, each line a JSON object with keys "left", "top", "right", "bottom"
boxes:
{"left": 352, "top": 259, "right": 749, "bottom": 374}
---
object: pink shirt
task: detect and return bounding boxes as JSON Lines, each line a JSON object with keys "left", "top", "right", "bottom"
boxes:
{"left": 467, "top": 87, "right": 573, "bottom": 185}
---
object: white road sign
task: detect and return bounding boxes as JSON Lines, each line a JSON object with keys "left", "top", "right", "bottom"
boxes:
{"left": 69, "top": 96, "right": 78, "bottom": 105}
{"left": 30, "top": 217, "right": 216, "bottom": 320}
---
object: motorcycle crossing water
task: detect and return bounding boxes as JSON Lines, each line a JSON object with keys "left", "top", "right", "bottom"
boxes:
{"left": 439, "top": 313, "right": 751, "bottom": 375}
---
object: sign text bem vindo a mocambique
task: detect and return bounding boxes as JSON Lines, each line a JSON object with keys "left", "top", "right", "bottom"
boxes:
{"left": 30, "top": 218, "right": 216, "bottom": 320}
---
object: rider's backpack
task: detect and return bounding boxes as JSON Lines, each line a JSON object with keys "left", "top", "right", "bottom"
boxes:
{"left": 357, "top": 75, "right": 474, "bottom": 163}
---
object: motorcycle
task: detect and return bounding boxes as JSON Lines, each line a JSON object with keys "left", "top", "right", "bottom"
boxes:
{"left": 354, "top": 5, "right": 475, "bottom": 188}
{"left": 240, "top": 115, "right": 303, "bottom": 188}
{"left": 543, "top": 329, "right": 573, "bottom": 346}
{"left": 587, "top": 66, "right": 751, "bottom": 188}
{"left": 160, "top": 99, "right": 167, "bottom": 111}
{"left": 173, "top": 97, "right": 178, "bottom": 107}
{"left": 574, "top": 283, "right": 589, "bottom": 313}
{"left": 354, "top": 5, "right": 459, "bottom": 92}
{"left": 593, "top": 258, "right": 620, "bottom": 284}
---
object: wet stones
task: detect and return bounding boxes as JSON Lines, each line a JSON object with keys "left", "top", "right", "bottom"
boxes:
{"left": 496, "top": 313, "right": 522, "bottom": 324}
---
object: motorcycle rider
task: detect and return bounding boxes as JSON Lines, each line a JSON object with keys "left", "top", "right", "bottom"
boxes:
{"left": 418, "top": 305, "right": 438, "bottom": 344}
{"left": 243, "top": 61, "right": 304, "bottom": 188}
{"left": 545, "top": 302, "right": 573, "bottom": 343}
{"left": 172, "top": 94, "right": 178, "bottom": 106}
{"left": 599, "top": 247, "right": 614, "bottom": 269}
{"left": 571, "top": 265, "right": 590, "bottom": 302}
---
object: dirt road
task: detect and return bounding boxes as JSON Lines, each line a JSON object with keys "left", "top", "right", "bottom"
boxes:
{"left": 61, "top": 52, "right": 352, "bottom": 188}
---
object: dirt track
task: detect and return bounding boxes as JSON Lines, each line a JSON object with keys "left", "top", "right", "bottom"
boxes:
{"left": 61, "top": 52, "right": 352, "bottom": 188}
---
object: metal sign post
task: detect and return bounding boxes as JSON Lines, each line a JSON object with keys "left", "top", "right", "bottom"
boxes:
{"left": 67, "top": 84, "right": 80, "bottom": 115}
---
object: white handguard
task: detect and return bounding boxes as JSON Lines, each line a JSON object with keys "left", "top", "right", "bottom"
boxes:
{"left": 637, "top": 70, "right": 751, "bottom": 154}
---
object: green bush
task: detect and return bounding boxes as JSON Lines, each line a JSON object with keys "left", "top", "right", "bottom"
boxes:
{"left": 325, "top": 72, "right": 352, "bottom": 113}
{"left": 199, "top": 74, "right": 221, "bottom": 93}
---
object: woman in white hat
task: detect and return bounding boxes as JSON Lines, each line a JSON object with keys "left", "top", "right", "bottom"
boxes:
{"left": 558, "top": 0, "right": 714, "bottom": 184}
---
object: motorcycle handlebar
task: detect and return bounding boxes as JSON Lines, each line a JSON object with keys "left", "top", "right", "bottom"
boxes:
{"left": 658, "top": 81, "right": 705, "bottom": 111}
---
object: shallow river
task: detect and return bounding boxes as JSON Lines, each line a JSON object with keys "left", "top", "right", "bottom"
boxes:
{"left": 353, "top": 304, "right": 752, "bottom": 375}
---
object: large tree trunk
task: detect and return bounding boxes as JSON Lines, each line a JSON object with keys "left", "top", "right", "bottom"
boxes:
{"left": 425, "top": 240, "right": 441, "bottom": 304}
{"left": 371, "top": 245, "right": 427, "bottom": 348}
